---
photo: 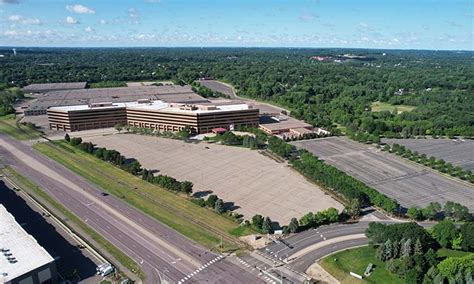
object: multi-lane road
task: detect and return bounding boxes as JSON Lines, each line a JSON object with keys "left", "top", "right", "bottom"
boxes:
{"left": 261, "top": 222, "right": 371, "bottom": 273}
{"left": 0, "top": 134, "right": 262, "bottom": 283}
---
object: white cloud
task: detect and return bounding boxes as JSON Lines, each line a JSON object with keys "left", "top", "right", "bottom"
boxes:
{"left": 66, "top": 16, "right": 78, "bottom": 24}
{"left": 84, "top": 26, "right": 93, "bottom": 32}
{"left": 66, "top": 4, "right": 95, "bottom": 14}
{"left": 128, "top": 8, "right": 139, "bottom": 18}
{"left": 359, "top": 22, "right": 369, "bottom": 28}
{"left": 7, "top": 14, "right": 41, "bottom": 25}
{"left": 4, "top": 29, "right": 18, "bottom": 36}
{"left": 8, "top": 14, "right": 20, "bottom": 21}
{"left": 99, "top": 19, "right": 107, "bottom": 25}
{"left": 144, "top": 0, "right": 161, "bottom": 2}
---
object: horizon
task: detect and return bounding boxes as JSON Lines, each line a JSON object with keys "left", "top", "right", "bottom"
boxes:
{"left": 1, "top": 46, "right": 473, "bottom": 52}
{"left": 1, "top": 0, "right": 473, "bottom": 51}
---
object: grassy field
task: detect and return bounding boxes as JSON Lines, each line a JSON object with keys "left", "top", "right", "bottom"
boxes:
{"left": 33, "top": 141, "right": 247, "bottom": 251}
{"left": 319, "top": 246, "right": 404, "bottom": 284}
{"left": 371, "top": 101, "right": 416, "bottom": 113}
{"left": 0, "top": 114, "right": 42, "bottom": 140}
{"left": 1, "top": 167, "right": 144, "bottom": 280}
{"left": 437, "top": 248, "right": 472, "bottom": 258}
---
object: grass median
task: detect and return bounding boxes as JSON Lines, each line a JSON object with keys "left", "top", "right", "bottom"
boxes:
{"left": 33, "top": 141, "right": 246, "bottom": 251}
{"left": 2, "top": 167, "right": 145, "bottom": 280}
{"left": 0, "top": 114, "right": 42, "bottom": 140}
{"left": 319, "top": 246, "right": 404, "bottom": 284}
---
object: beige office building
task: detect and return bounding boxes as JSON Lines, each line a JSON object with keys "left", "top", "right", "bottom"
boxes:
{"left": 47, "top": 100, "right": 259, "bottom": 133}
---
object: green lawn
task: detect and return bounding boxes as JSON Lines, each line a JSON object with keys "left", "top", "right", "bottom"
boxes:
{"left": 319, "top": 246, "right": 404, "bottom": 284}
{"left": 371, "top": 101, "right": 416, "bottom": 113}
{"left": 33, "top": 141, "right": 248, "bottom": 251}
{"left": 437, "top": 248, "right": 471, "bottom": 258}
{"left": 2, "top": 167, "right": 144, "bottom": 280}
{"left": 0, "top": 114, "right": 42, "bottom": 140}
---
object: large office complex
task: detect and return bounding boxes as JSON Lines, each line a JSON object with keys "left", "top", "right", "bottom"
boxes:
{"left": 48, "top": 100, "right": 259, "bottom": 133}
{"left": 23, "top": 85, "right": 208, "bottom": 116}
{"left": 0, "top": 205, "right": 57, "bottom": 284}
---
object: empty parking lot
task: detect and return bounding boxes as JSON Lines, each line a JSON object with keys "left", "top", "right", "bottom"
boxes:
{"left": 292, "top": 137, "right": 474, "bottom": 212}
{"left": 382, "top": 138, "right": 474, "bottom": 171}
{"left": 84, "top": 134, "right": 342, "bottom": 225}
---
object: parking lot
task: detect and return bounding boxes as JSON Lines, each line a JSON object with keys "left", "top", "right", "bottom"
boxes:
{"left": 292, "top": 137, "right": 474, "bottom": 211}
{"left": 382, "top": 138, "right": 474, "bottom": 171}
{"left": 85, "top": 134, "right": 343, "bottom": 225}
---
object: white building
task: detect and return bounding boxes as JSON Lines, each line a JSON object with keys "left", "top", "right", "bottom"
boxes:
{"left": 0, "top": 205, "right": 57, "bottom": 284}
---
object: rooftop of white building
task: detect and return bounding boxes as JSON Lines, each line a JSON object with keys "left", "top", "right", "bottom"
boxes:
{"left": 0, "top": 205, "right": 54, "bottom": 283}
{"left": 48, "top": 100, "right": 254, "bottom": 114}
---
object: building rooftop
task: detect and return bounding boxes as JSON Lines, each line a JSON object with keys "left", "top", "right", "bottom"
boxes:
{"left": 22, "top": 82, "right": 87, "bottom": 93}
{"left": 259, "top": 115, "right": 312, "bottom": 131}
{"left": 48, "top": 100, "right": 254, "bottom": 114}
{"left": 0, "top": 205, "right": 54, "bottom": 283}
{"left": 28, "top": 85, "right": 208, "bottom": 110}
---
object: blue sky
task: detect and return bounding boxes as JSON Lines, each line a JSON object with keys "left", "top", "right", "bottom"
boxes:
{"left": 0, "top": 0, "right": 472, "bottom": 50}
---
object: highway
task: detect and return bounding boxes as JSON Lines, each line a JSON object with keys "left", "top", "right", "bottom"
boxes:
{"left": 0, "top": 134, "right": 262, "bottom": 284}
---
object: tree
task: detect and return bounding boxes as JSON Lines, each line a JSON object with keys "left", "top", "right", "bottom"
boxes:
{"left": 64, "top": 133, "right": 70, "bottom": 142}
{"left": 142, "top": 168, "right": 149, "bottom": 180}
{"left": 252, "top": 214, "right": 264, "bottom": 230}
{"left": 324, "top": 208, "right": 339, "bottom": 223}
{"left": 452, "top": 203, "right": 470, "bottom": 221}
{"left": 288, "top": 218, "right": 299, "bottom": 233}
{"left": 262, "top": 217, "right": 273, "bottom": 234}
{"left": 422, "top": 202, "right": 441, "bottom": 220}
{"left": 407, "top": 207, "right": 424, "bottom": 220}
{"left": 459, "top": 222, "right": 474, "bottom": 251}
{"left": 431, "top": 220, "right": 458, "bottom": 248}
{"left": 451, "top": 233, "right": 463, "bottom": 250}
{"left": 401, "top": 238, "right": 412, "bottom": 258}
{"left": 366, "top": 222, "right": 387, "bottom": 243}
{"left": 437, "top": 254, "right": 474, "bottom": 281}
{"left": 345, "top": 199, "right": 361, "bottom": 219}
{"left": 206, "top": 195, "right": 218, "bottom": 208}
{"left": 414, "top": 238, "right": 423, "bottom": 255}
{"left": 299, "top": 212, "right": 315, "bottom": 228}
{"left": 383, "top": 239, "right": 394, "bottom": 260}
{"left": 114, "top": 123, "right": 124, "bottom": 133}
{"left": 70, "top": 137, "right": 82, "bottom": 146}
{"left": 214, "top": 198, "right": 225, "bottom": 214}
{"left": 180, "top": 181, "right": 193, "bottom": 194}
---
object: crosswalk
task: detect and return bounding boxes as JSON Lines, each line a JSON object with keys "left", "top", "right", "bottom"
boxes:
{"left": 235, "top": 256, "right": 277, "bottom": 284}
{"left": 177, "top": 255, "right": 224, "bottom": 284}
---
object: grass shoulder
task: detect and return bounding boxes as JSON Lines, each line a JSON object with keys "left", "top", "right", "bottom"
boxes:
{"left": 0, "top": 114, "right": 42, "bottom": 140}
{"left": 33, "top": 141, "right": 247, "bottom": 251}
{"left": 319, "top": 246, "right": 404, "bottom": 284}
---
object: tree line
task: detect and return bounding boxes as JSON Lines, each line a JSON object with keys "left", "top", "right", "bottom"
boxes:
{"left": 382, "top": 143, "right": 474, "bottom": 183}
{"left": 66, "top": 134, "right": 193, "bottom": 194}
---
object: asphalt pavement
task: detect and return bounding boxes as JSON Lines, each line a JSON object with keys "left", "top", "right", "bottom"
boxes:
{"left": 0, "top": 134, "right": 262, "bottom": 284}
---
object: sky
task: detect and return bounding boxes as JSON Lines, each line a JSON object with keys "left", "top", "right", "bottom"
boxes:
{"left": 0, "top": 0, "right": 472, "bottom": 50}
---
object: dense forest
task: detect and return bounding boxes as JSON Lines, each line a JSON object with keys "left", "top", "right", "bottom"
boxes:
{"left": 1, "top": 47, "right": 473, "bottom": 137}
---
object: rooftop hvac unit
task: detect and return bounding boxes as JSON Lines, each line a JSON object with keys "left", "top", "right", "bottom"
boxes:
{"left": 9, "top": 259, "right": 17, "bottom": 264}
{"left": 0, "top": 248, "right": 9, "bottom": 253}
{"left": 3, "top": 252, "right": 12, "bottom": 256}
